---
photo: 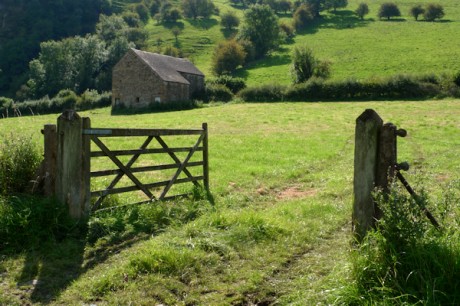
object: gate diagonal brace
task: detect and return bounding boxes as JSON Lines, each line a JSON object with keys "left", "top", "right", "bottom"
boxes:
{"left": 158, "top": 133, "right": 205, "bottom": 200}
{"left": 91, "top": 136, "right": 155, "bottom": 208}
{"left": 395, "top": 164, "right": 440, "bottom": 230}
{"left": 154, "top": 135, "right": 200, "bottom": 188}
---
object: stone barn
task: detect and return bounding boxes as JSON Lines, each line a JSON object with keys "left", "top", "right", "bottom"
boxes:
{"left": 112, "top": 48, "right": 205, "bottom": 109}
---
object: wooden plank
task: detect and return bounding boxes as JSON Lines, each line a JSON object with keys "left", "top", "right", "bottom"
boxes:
{"left": 202, "top": 123, "right": 209, "bottom": 192}
{"left": 82, "top": 117, "right": 91, "bottom": 215}
{"left": 42, "top": 124, "right": 57, "bottom": 196}
{"left": 90, "top": 147, "right": 203, "bottom": 157}
{"left": 155, "top": 135, "right": 200, "bottom": 187}
{"left": 159, "top": 133, "right": 205, "bottom": 199}
{"left": 90, "top": 161, "right": 204, "bottom": 177}
{"left": 352, "top": 109, "right": 383, "bottom": 241}
{"left": 94, "top": 193, "right": 190, "bottom": 211}
{"left": 91, "top": 176, "right": 204, "bottom": 197}
{"left": 91, "top": 136, "right": 155, "bottom": 202}
{"left": 83, "top": 128, "right": 203, "bottom": 137}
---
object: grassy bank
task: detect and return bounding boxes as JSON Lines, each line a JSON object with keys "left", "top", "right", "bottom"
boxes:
{"left": 0, "top": 100, "right": 459, "bottom": 304}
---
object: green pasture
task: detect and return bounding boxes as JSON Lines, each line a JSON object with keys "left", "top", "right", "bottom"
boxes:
{"left": 142, "top": 0, "right": 460, "bottom": 86}
{"left": 0, "top": 100, "right": 459, "bottom": 304}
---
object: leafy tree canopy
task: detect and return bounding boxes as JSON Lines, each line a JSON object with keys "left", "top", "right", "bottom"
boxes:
{"left": 237, "top": 4, "right": 280, "bottom": 59}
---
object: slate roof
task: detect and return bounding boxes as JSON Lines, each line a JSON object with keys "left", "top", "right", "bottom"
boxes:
{"left": 131, "top": 49, "right": 204, "bottom": 85}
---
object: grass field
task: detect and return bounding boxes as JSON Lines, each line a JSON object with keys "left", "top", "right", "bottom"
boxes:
{"left": 142, "top": 0, "right": 460, "bottom": 86}
{"left": 0, "top": 100, "right": 459, "bottom": 304}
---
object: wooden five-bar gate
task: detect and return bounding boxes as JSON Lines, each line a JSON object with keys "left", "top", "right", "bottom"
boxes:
{"left": 40, "top": 110, "right": 209, "bottom": 219}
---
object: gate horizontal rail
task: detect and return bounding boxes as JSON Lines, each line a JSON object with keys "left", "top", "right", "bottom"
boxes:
{"left": 40, "top": 111, "right": 209, "bottom": 219}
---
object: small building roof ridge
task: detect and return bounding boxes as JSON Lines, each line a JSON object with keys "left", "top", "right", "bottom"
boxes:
{"left": 131, "top": 49, "right": 203, "bottom": 85}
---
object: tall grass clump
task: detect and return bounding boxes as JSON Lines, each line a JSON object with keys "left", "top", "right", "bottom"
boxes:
{"left": 0, "top": 135, "right": 80, "bottom": 251}
{"left": 0, "top": 134, "right": 41, "bottom": 195}
{"left": 341, "top": 181, "right": 460, "bottom": 304}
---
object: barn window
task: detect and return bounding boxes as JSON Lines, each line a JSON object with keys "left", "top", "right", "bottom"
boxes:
{"left": 115, "top": 98, "right": 120, "bottom": 105}
{"left": 136, "top": 97, "right": 140, "bottom": 103}
{"left": 155, "top": 97, "right": 161, "bottom": 103}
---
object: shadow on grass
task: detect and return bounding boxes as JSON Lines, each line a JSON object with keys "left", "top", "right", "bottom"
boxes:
{"left": 163, "top": 21, "right": 185, "bottom": 30}
{"left": 8, "top": 189, "right": 214, "bottom": 303}
{"left": 188, "top": 18, "right": 219, "bottom": 30}
{"left": 221, "top": 27, "right": 238, "bottom": 39}
{"left": 298, "top": 10, "right": 374, "bottom": 35}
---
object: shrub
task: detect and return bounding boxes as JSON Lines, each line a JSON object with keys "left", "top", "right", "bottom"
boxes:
{"left": 290, "top": 45, "right": 331, "bottom": 84}
{"left": 279, "top": 22, "right": 295, "bottom": 40}
{"left": 237, "top": 39, "right": 256, "bottom": 63}
{"left": 238, "top": 83, "right": 286, "bottom": 102}
{"left": 355, "top": 3, "right": 369, "bottom": 20}
{"left": 409, "top": 4, "right": 424, "bottom": 21}
{"left": 453, "top": 71, "right": 460, "bottom": 87}
{"left": 424, "top": 3, "right": 444, "bottom": 21}
{"left": 293, "top": 4, "right": 314, "bottom": 30}
{"left": 206, "top": 76, "right": 247, "bottom": 94}
{"left": 220, "top": 11, "right": 240, "bottom": 30}
{"left": 378, "top": 2, "right": 401, "bottom": 20}
{"left": 211, "top": 40, "right": 246, "bottom": 75}
{"left": 76, "top": 90, "right": 111, "bottom": 110}
{"left": 0, "top": 134, "right": 41, "bottom": 195}
{"left": 205, "top": 84, "right": 234, "bottom": 102}
{"left": 52, "top": 89, "right": 79, "bottom": 110}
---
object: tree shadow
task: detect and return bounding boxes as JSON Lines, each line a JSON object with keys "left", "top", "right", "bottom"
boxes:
{"left": 163, "top": 21, "right": 185, "bottom": 30}
{"left": 188, "top": 18, "right": 219, "bottom": 30}
{"left": 297, "top": 10, "right": 374, "bottom": 35}
{"left": 221, "top": 27, "right": 238, "bottom": 39}
{"left": 379, "top": 18, "right": 406, "bottom": 22}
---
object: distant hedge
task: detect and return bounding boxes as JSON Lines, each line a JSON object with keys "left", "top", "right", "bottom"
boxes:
{"left": 238, "top": 74, "right": 460, "bottom": 102}
{"left": 0, "top": 90, "right": 111, "bottom": 118}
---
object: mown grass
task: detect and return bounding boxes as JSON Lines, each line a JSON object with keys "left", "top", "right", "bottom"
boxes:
{"left": 0, "top": 100, "right": 459, "bottom": 304}
{"left": 141, "top": 0, "right": 460, "bottom": 86}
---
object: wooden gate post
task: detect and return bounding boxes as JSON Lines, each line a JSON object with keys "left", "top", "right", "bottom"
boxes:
{"left": 42, "top": 124, "right": 57, "bottom": 196}
{"left": 352, "top": 109, "right": 383, "bottom": 240}
{"left": 56, "top": 110, "right": 91, "bottom": 219}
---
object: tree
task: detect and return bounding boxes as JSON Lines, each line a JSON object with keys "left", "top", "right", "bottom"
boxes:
{"left": 171, "top": 26, "right": 182, "bottom": 43}
{"left": 220, "top": 11, "right": 240, "bottom": 30}
{"left": 355, "top": 3, "right": 369, "bottom": 20}
{"left": 409, "top": 5, "right": 424, "bottom": 21}
{"left": 325, "top": 0, "right": 348, "bottom": 13}
{"left": 424, "top": 3, "right": 444, "bottom": 21}
{"left": 212, "top": 39, "right": 246, "bottom": 75}
{"left": 378, "top": 3, "right": 401, "bottom": 20}
{"left": 182, "top": 0, "right": 216, "bottom": 19}
{"left": 293, "top": 4, "right": 314, "bottom": 30}
{"left": 290, "top": 45, "right": 331, "bottom": 84}
{"left": 134, "top": 3, "right": 150, "bottom": 23}
{"left": 237, "top": 5, "right": 280, "bottom": 58}
{"left": 277, "top": 0, "right": 292, "bottom": 14}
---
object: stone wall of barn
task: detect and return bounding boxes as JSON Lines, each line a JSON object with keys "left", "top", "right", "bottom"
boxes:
{"left": 112, "top": 51, "right": 189, "bottom": 109}
{"left": 180, "top": 72, "right": 205, "bottom": 97}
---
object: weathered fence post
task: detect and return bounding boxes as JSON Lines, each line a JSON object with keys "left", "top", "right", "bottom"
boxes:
{"left": 352, "top": 109, "right": 383, "bottom": 240}
{"left": 42, "top": 124, "right": 57, "bottom": 196}
{"left": 55, "top": 110, "right": 90, "bottom": 219}
{"left": 202, "top": 122, "right": 209, "bottom": 193}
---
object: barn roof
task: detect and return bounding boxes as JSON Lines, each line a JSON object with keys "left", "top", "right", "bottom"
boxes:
{"left": 131, "top": 49, "right": 204, "bottom": 85}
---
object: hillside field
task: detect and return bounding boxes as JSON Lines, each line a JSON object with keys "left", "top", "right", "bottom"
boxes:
{"left": 144, "top": 0, "right": 460, "bottom": 86}
{"left": 0, "top": 100, "right": 459, "bottom": 304}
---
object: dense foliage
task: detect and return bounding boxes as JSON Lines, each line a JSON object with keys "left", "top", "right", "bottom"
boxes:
{"left": 378, "top": 2, "right": 401, "bottom": 20}
{"left": 239, "top": 73, "right": 460, "bottom": 102}
{"left": 0, "top": 0, "right": 112, "bottom": 97}
{"left": 237, "top": 5, "right": 280, "bottom": 59}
